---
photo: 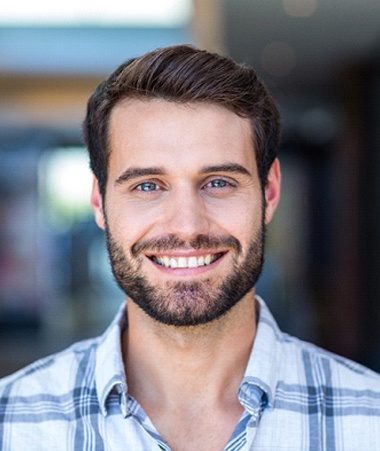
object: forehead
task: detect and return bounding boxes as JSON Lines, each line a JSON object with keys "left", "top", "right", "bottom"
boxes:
{"left": 108, "top": 99, "right": 257, "bottom": 173}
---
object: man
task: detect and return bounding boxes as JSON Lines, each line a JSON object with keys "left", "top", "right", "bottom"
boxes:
{"left": 1, "top": 45, "right": 380, "bottom": 450}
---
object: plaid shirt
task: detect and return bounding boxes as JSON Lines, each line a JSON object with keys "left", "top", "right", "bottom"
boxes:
{"left": 1, "top": 297, "right": 380, "bottom": 450}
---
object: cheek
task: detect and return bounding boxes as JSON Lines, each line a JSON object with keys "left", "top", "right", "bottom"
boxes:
{"left": 106, "top": 200, "right": 160, "bottom": 247}
{"left": 213, "top": 199, "right": 262, "bottom": 236}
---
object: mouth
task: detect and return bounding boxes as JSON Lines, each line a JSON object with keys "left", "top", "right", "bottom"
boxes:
{"left": 149, "top": 252, "right": 225, "bottom": 269}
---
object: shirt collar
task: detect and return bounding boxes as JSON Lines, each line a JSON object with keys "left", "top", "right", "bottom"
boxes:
{"left": 94, "top": 296, "right": 282, "bottom": 418}
{"left": 95, "top": 301, "right": 129, "bottom": 417}
{"left": 238, "top": 296, "right": 282, "bottom": 414}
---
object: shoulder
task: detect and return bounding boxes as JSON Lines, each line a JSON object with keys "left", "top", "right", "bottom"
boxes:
{"left": 282, "top": 333, "right": 380, "bottom": 385}
{"left": 256, "top": 296, "right": 380, "bottom": 392}
{"left": 265, "top": 334, "right": 380, "bottom": 448}
{"left": 0, "top": 336, "right": 100, "bottom": 399}
{"left": 255, "top": 333, "right": 380, "bottom": 449}
{"left": 0, "top": 337, "right": 103, "bottom": 449}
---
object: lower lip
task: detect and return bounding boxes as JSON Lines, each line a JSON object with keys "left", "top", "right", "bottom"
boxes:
{"left": 148, "top": 254, "right": 226, "bottom": 276}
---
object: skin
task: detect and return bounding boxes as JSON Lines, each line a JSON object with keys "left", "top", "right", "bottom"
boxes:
{"left": 91, "top": 100, "right": 281, "bottom": 450}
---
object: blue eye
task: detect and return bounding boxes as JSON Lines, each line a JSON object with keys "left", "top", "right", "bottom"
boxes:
{"left": 136, "top": 182, "right": 159, "bottom": 192}
{"left": 207, "top": 179, "right": 229, "bottom": 188}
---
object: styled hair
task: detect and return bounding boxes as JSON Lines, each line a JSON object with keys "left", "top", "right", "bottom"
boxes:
{"left": 83, "top": 44, "right": 281, "bottom": 195}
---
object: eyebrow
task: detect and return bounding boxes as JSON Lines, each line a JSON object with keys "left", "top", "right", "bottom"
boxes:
{"left": 115, "top": 167, "right": 166, "bottom": 185}
{"left": 115, "top": 163, "right": 252, "bottom": 185}
{"left": 200, "top": 163, "right": 252, "bottom": 177}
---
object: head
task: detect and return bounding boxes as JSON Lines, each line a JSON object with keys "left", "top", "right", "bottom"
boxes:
{"left": 86, "top": 45, "right": 281, "bottom": 327}
{"left": 83, "top": 44, "right": 281, "bottom": 197}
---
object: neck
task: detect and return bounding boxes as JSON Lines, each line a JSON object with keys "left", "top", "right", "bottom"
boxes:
{"left": 122, "top": 292, "right": 257, "bottom": 408}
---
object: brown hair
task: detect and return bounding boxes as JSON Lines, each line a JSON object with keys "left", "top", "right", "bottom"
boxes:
{"left": 83, "top": 44, "right": 281, "bottom": 195}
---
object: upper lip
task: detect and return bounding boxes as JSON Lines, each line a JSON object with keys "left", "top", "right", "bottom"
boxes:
{"left": 145, "top": 250, "right": 227, "bottom": 258}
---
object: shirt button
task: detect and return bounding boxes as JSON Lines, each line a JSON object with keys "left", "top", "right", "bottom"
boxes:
{"left": 248, "top": 419, "right": 256, "bottom": 428}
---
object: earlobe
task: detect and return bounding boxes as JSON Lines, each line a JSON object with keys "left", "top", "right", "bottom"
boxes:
{"left": 264, "top": 158, "right": 281, "bottom": 224}
{"left": 91, "top": 176, "right": 106, "bottom": 230}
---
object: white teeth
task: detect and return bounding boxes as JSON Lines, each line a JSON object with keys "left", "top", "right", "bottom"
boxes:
{"left": 178, "top": 257, "right": 187, "bottom": 268}
{"left": 154, "top": 253, "right": 220, "bottom": 269}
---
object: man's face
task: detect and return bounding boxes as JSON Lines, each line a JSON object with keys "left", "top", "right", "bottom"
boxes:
{"left": 91, "top": 100, "right": 280, "bottom": 326}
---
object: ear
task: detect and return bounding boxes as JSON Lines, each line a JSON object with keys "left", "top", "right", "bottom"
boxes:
{"left": 264, "top": 158, "right": 281, "bottom": 224}
{"left": 91, "top": 176, "right": 106, "bottom": 230}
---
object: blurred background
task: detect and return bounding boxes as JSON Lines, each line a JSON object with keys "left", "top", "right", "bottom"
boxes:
{"left": 1, "top": 0, "right": 380, "bottom": 376}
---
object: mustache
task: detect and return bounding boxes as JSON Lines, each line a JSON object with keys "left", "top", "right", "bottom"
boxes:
{"left": 131, "top": 234, "right": 242, "bottom": 256}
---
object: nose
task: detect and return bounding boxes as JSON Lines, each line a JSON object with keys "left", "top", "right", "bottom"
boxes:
{"left": 163, "top": 185, "right": 210, "bottom": 241}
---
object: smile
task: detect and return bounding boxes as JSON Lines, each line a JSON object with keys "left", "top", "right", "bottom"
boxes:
{"left": 151, "top": 252, "right": 224, "bottom": 269}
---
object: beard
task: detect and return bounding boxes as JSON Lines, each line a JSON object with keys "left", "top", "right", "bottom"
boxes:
{"left": 105, "top": 220, "right": 266, "bottom": 327}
